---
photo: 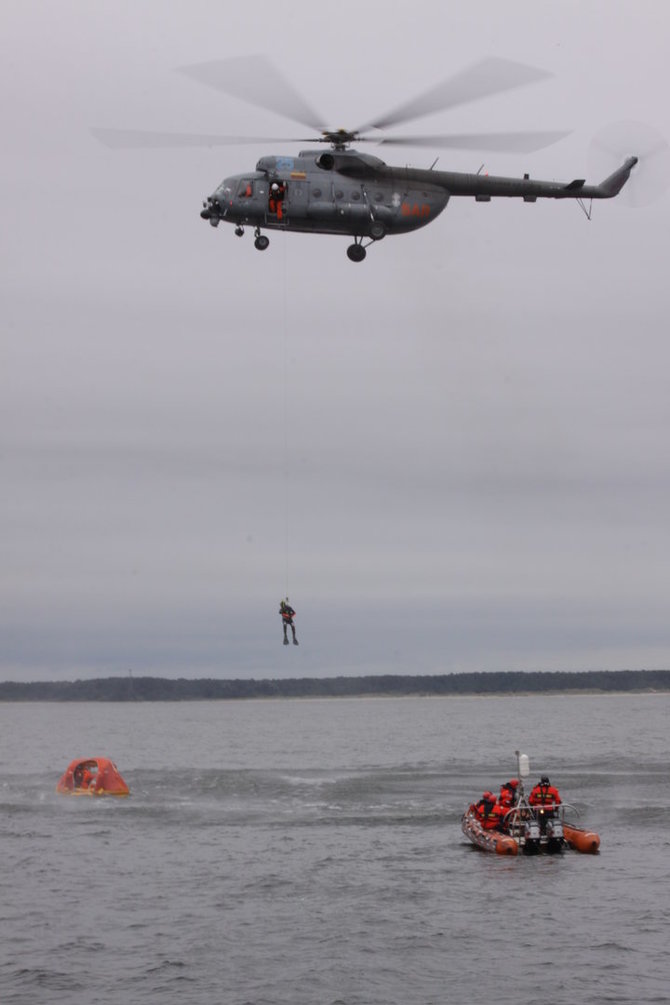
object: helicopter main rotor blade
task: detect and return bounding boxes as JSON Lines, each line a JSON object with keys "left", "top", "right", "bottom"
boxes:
{"left": 91, "top": 128, "right": 314, "bottom": 149}
{"left": 376, "top": 130, "right": 571, "bottom": 153}
{"left": 178, "top": 55, "right": 326, "bottom": 133}
{"left": 359, "top": 57, "right": 554, "bottom": 133}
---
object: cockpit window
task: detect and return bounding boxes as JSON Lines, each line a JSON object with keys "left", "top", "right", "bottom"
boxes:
{"left": 238, "top": 180, "right": 254, "bottom": 198}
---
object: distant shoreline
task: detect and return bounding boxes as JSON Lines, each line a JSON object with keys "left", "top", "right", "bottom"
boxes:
{"left": 1, "top": 669, "right": 669, "bottom": 702}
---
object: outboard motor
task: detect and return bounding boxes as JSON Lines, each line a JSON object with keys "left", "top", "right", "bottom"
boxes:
{"left": 523, "top": 818, "right": 542, "bottom": 855}
{"left": 545, "top": 816, "right": 564, "bottom": 854}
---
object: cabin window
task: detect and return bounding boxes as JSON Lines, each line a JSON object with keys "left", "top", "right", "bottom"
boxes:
{"left": 351, "top": 191, "right": 361, "bottom": 201}
{"left": 335, "top": 189, "right": 344, "bottom": 200}
{"left": 238, "top": 180, "right": 254, "bottom": 198}
{"left": 312, "top": 188, "right": 322, "bottom": 199}
{"left": 374, "top": 192, "right": 384, "bottom": 202}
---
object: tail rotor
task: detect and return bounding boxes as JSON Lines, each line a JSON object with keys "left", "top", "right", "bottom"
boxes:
{"left": 589, "top": 120, "right": 670, "bottom": 208}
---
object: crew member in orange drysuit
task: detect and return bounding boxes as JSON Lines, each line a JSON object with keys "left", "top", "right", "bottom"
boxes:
{"left": 529, "top": 776, "right": 561, "bottom": 810}
{"left": 499, "top": 778, "right": 519, "bottom": 809}
{"left": 269, "top": 181, "right": 285, "bottom": 220}
{"left": 474, "top": 791, "right": 506, "bottom": 830}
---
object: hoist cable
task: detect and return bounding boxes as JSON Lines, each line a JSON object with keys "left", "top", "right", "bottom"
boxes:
{"left": 282, "top": 231, "right": 289, "bottom": 600}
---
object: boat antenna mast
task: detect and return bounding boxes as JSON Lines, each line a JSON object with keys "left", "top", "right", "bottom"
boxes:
{"left": 515, "top": 749, "right": 530, "bottom": 803}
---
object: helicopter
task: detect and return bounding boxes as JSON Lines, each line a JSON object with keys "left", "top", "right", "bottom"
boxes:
{"left": 94, "top": 55, "right": 637, "bottom": 262}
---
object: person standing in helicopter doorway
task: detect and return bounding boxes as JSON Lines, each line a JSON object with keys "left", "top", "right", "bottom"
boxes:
{"left": 268, "top": 180, "right": 285, "bottom": 220}
{"left": 279, "top": 598, "right": 298, "bottom": 645}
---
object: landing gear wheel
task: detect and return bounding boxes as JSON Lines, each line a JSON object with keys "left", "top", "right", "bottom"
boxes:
{"left": 347, "top": 243, "right": 366, "bottom": 263}
{"left": 235, "top": 226, "right": 244, "bottom": 237}
{"left": 254, "top": 235, "right": 270, "bottom": 251}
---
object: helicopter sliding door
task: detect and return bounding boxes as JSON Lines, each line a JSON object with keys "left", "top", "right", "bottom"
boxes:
{"left": 266, "top": 178, "right": 318, "bottom": 229}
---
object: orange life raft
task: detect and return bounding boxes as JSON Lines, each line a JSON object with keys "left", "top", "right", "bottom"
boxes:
{"left": 56, "top": 757, "right": 130, "bottom": 797}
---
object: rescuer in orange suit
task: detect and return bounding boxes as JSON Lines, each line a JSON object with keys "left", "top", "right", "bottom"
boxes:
{"left": 269, "top": 180, "right": 285, "bottom": 220}
{"left": 499, "top": 778, "right": 519, "bottom": 809}
{"left": 473, "top": 792, "right": 506, "bottom": 830}
{"left": 529, "top": 775, "right": 561, "bottom": 810}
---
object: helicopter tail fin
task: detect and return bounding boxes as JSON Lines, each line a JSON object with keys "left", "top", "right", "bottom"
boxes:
{"left": 596, "top": 156, "right": 638, "bottom": 197}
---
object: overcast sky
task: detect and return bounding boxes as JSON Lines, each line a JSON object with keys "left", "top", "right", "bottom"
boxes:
{"left": 2, "top": 1, "right": 669, "bottom": 680}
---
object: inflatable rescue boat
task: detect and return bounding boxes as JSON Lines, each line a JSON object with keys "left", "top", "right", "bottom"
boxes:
{"left": 56, "top": 757, "right": 130, "bottom": 797}
{"left": 461, "top": 751, "right": 599, "bottom": 857}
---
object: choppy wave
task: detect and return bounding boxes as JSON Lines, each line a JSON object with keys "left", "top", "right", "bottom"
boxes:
{"left": 2, "top": 694, "right": 670, "bottom": 1005}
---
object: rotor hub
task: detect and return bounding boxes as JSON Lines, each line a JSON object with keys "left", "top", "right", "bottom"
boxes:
{"left": 321, "top": 128, "right": 358, "bottom": 150}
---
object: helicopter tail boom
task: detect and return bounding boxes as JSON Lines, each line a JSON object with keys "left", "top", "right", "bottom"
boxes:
{"left": 398, "top": 155, "right": 639, "bottom": 202}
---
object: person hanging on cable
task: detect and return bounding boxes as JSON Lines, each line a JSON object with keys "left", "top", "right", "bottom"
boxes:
{"left": 279, "top": 598, "right": 298, "bottom": 646}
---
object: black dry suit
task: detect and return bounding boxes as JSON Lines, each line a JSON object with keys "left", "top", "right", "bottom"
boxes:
{"left": 279, "top": 601, "right": 298, "bottom": 644}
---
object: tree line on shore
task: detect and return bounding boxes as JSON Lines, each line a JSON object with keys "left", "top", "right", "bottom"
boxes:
{"left": 1, "top": 669, "right": 669, "bottom": 701}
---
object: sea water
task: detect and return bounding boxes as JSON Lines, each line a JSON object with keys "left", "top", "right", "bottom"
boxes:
{"left": 1, "top": 693, "right": 669, "bottom": 1004}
